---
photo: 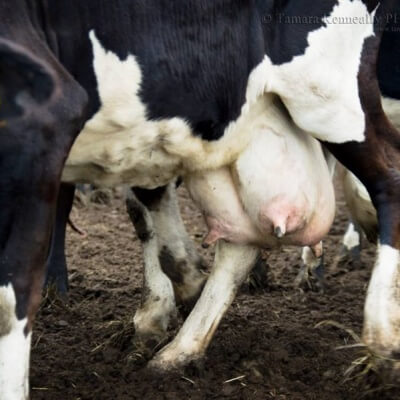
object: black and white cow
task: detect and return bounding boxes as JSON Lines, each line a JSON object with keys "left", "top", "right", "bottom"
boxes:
{"left": 121, "top": 0, "right": 400, "bottom": 371}
{"left": 1, "top": 0, "right": 400, "bottom": 398}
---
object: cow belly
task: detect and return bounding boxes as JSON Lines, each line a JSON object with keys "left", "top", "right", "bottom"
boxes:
{"left": 62, "top": 122, "right": 183, "bottom": 188}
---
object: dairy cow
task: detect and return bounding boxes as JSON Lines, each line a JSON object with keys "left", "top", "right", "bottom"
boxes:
{"left": 141, "top": 0, "right": 400, "bottom": 370}
{"left": 1, "top": 0, "right": 400, "bottom": 398}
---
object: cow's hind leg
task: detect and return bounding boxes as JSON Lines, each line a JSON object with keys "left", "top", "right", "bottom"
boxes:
{"left": 126, "top": 189, "right": 176, "bottom": 346}
{"left": 0, "top": 38, "right": 87, "bottom": 399}
{"left": 149, "top": 241, "right": 258, "bottom": 370}
{"left": 129, "top": 183, "right": 206, "bottom": 315}
{"left": 325, "top": 39, "right": 400, "bottom": 377}
{"left": 328, "top": 133, "right": 400, "bottom": 373}
{"left": 294, "top": 243, "right": 324, "bottom": 293}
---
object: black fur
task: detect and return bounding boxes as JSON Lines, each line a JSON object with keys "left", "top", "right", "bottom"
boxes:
{"left": 377, "top": 1, "right": 400, "bottom": 99}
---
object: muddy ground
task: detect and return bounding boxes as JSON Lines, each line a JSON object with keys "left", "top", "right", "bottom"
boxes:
{"left": 31, "top": 184, "right": 400, "bottom": 400}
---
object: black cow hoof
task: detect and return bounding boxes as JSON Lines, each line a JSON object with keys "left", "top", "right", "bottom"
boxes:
{"left": 44, "top": 277, "right": 69, "bottom": 298}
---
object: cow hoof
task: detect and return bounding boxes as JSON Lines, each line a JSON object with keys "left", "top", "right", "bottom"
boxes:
{"left": 148, "top": 344, "right": 203, "bottom": 373}
{"left": 147, "top": 357, "right": 183, "bottom": 373}
{"left": 44, "top": 267, "right": 69, "bottom": 296}
{"left": 43, "top": 280, "right": 69, "bottom": 301}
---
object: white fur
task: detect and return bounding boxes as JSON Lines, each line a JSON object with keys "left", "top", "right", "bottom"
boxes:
{"left": 133, "top": 235, "right": 177, "bottom": 338}
{"left": 294, "top": 244, "right": 323, "bottom": 288}
{"left": 342, "top": 222, "right": 361, "bottom": 250}
{"left": 382, "top": 96, "right": 400, "bottom": 130}
{"left": 150, "top": 242, "right": 258, "bottom": 368}
{"left": 0, "top": 284, "right": 30, "bottom": 400}
{"left": 301, "top": 245, "right": 322, "bottom": 269}
{"left": 363, "top": 245, "right": 400, "bottom": 352}
{"left": 247, "top": 0, "right": 377, "bottom": 144}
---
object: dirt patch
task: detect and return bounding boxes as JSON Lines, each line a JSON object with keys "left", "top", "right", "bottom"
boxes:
{"left": 31, "top": 186, "right": 399, "bottom": 400}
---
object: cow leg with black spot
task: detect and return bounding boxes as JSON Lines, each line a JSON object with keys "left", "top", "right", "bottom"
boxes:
{"left": 126, "top": 183, "right": 206, "bottom": 348}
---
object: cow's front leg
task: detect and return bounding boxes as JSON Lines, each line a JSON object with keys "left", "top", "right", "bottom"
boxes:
{"left": 149, "top": 241, "right": 258, "bottom": 370}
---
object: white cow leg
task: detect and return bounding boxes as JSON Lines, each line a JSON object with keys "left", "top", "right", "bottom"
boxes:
{"left": 363, "top": 245, "right": 400, "bottom": 359}
{"left": 294, "top": 243, "right": 324, "bottom": 292}
{"left": 0, "top": 285, "right": 31, "bottom": 400}
{"left": 126, "top": 190, "right": 176, "bottom": 343}
{"left": 149, "top": 241, "right": 258, "bottom": 370}
{"left": 150, "top": 183, "right": 207, "bottom": 312}
{"left": 345, "top": 221, "right": 362, "bottom": 257}
{"left": 342, "top": 222, "right": 362, "bottom": 255}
